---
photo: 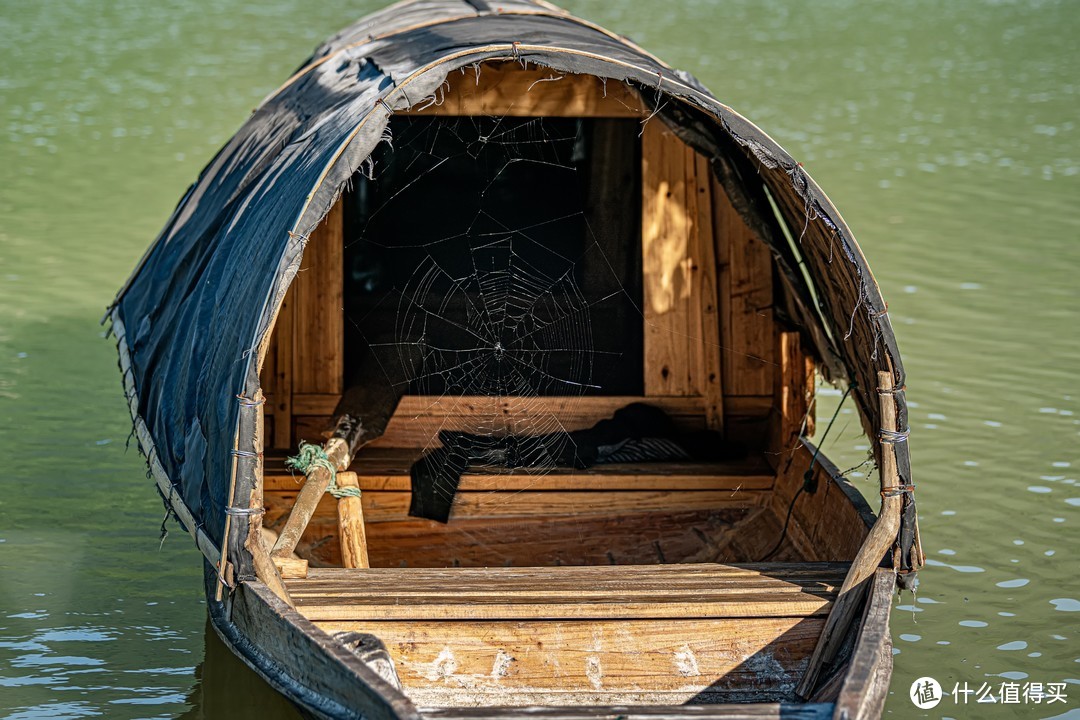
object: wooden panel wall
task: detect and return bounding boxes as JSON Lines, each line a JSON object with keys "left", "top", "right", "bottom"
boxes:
{"left": 262, "top": 201, "right": 344, "bottom": 449}
{"left": 768, "top": 441, "right": 872, "bottom": 562}
{"left": 640, "top": 120, "right": 723, "bottom": 430}
{"left": 771, "top": 330, "right": 816, "bottom": 462}
{"left": 712, "top": 168, "right": 776, "bottom": 432}
{"left": 406, "top": 62, "right": 645, "bottom": 118}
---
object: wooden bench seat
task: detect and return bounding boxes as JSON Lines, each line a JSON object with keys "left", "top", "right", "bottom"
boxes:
{"left": 288, "top": 563, "right": 844, "bottom": 621}
{"left": 264, "top": 447, "right": 775, "bottom": 492}
{"left": 287, "top": 563, "right": 845, "bottom": 706}
{"left": 262, "top": 447, "right": 782, "bottom": 567}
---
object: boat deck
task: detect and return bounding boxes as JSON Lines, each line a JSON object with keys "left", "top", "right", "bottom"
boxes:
{"left": 284, "top": 563, "right": 846, "bottom": 706}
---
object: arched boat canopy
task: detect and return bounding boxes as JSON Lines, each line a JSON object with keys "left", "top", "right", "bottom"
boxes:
{"left": 109, "top": 0, "right": 917, "bottom": 581}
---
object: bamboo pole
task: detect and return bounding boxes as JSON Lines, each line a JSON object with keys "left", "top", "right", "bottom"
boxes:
{"left": 241, "top": 388, "right": 295, "bottom": 604}
{"left": 795, "top": 370, "right": 904, "bottom": 699}
{"left": 336, "top": 472, "right": 370, "bottom": 568}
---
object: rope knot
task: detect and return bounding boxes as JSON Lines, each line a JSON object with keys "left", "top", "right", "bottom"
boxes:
{"left": 284, "top": 441, "right": 361, "bottom": 499}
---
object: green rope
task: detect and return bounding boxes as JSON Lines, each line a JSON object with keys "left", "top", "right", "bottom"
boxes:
{"left": 285, "top": 441, "right": 361, "bottom": 499}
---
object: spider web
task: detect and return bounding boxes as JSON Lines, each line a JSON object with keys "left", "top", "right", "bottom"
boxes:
{"left": 344, "top": 111, "right": 642, "bottom": 491}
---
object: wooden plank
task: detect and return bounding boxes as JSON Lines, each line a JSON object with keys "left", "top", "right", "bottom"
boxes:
{"left": 297, "top": 562, "right": 851, "bottom": 585}
{"left": 292, "top": 199, "right": 344, "bottom": 396}
{"left": 260, "top": 324, "right": 279, "bottom": 439}
{"left": 405, "top": 62, "right": 645, "bottom": 118}
{"left": 769, "top": 330, "right": 816, "bottom": 466}
{"left": 642, "top": 120, "right": 694, "bottom": 396}
{"left": 289, "top": 578, "right": 833, "bottom": 621}
{"left": 271, "top": 289, "right": 295, "bottom": 449}
{"left": 712, "top": 175, "right": 774, "bottom": 399}
{"left": 314, "top": 616, "right": 825, "bottom": 704}
{"left": 640, "top": 127, "right": 724, "bottom": 410}
{"left": 690, "top": 150, "right": 724, "bottom": 431}
{"left": 292, "top": 393, "right": 341, "bottom": 415}
{"left": 422, "top": 703, "right": 835, "bottom": 720}
{"left": 288, "top": 568, "right": 845, "bottom": 599}
{"left": 284, "top": 508, "right": 755, "bottom": 569}
{"left": 724, "top": 395, "right": 773, "bottom": 418}
{"left": 767, "top": 441, "right": 873, "bottom": 565}
{"left": 266, "top": 488, "right": 766, "bottom": 525}
{"left": 773, "top": 331, "right": 811, "bottom": 460}
{"left": 291, "top": 395, "right": 716, "bottom": 449}
{"left": 266, "top": 469, "right": 774, "bottom": 492}
{"left": 264, "top": 446, "right": 776, "bottom": 492}
{"left": 273, "top": 556, "right": 309, "bottom": 579}
{"left": 378, "top": 394, "right": 709, "bottom": 448}
{"left": 710, "top": 506, "right": 802, "bottom": 564}
{"left": 295, "top": 594, "right": 833, "bottom": 621}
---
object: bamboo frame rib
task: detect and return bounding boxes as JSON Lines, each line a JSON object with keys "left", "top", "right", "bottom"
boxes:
{"left": 796, "top": 370, "right": 902, "bottom": 698}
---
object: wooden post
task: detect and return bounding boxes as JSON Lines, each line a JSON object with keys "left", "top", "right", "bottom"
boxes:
{"left": 336, "top": 472, "right": 370, "bottom": 569}
{"left": 795, "top": 370, "right": 903, "bottom": 698}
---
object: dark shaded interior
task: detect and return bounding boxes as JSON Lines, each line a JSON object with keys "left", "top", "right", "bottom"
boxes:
{"left": 342, "top": 115, "right": 644, "bottom": 398}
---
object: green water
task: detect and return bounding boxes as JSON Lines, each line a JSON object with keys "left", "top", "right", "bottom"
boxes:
{"left": 1, "top": 1, "right": 1077, "bottom": 718}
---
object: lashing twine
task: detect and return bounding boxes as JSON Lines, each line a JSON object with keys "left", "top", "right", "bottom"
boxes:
{"left": 285, "top": 441, "right": 361, "bottom": 499}
{"left": 878, "top": 428, "right": 910, "bottom": 444}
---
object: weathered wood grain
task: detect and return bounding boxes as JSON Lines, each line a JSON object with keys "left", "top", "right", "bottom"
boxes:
{"left": 689, "top": 151, "right": 725, "bottom": 430}
{"left": 422, "top": 703, "right": 835, "bottom": 719}
{"left": 281, "top": 508, "right": 754, "bottom": 568}
{"left": 712, "top": 174, "right": 774, "bottom": 400}
{"left": 406, "top": 62, "right": 645, "bottom": 118}
{"left": 286, "top": 563, "right": 839, "bottom": 622}
{"left": 292, "top": 199, "right": 344, "bottom": 396}
{"left": 270, "top": 287, "right": 295, "bottom": 449}
{"left": 833, "top": 569, "right": 895, "bottom": 720}
{"left": 316, "top": 616, "right": 825, "bottom": 705}
{"left": 642, "top": 121, "right": 695, "bottom": 396}
{"left": 272, "top": 556, "right": 309, "bottom": 579}
{"left": 335, "top": 471, "right": 370, "bottom": 569}
{"left": 267, "top": 488, "right": 766, "bottom": 526}
{"left": 263, "top": 446, "right": 774, "bottom": 492}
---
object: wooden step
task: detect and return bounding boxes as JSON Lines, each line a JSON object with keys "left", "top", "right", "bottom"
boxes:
{"left": 296, "top": 564, "right": 843, "bottom": 706}
{"left": 287, "top": 563, "right": 843, "bottom": 621}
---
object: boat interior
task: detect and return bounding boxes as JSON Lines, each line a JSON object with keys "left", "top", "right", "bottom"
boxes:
{"left": 253, "top": 63, "right": 877, "bottom": 709}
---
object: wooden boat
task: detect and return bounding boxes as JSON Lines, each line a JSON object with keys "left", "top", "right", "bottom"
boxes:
{"left": 109, "top": 2, "right": 924, "bottom": 718}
